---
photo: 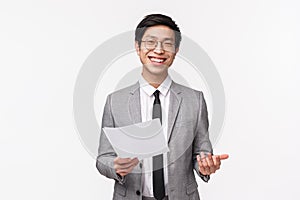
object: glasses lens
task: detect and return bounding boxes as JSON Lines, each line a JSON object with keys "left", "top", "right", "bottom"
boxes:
{"left": 162, "top": 41, "right": 175, "bottom": 52}
{"left": 145, "top": 40, "right": 156, "bottom": 49}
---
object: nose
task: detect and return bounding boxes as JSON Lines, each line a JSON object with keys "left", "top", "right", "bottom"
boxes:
{"left": 153, "top": 41, "right": 164, "bottom": 54}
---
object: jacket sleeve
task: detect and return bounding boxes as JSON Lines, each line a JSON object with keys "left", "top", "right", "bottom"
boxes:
{"left": 96, "top": 94, "right": 126, "bottom": 184}
{"left": 192, "top": 91, "right": 213, "bottom": 182}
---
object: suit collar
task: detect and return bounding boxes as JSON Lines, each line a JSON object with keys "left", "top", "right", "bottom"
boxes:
{"left": 169, "top": 81, "right": 182, "bottom": 95}
{"left": 129, "top": 81, "right": 140, "bottom": 94}
{"left": 138, "top": 75, "right": 172, "bottom": 97}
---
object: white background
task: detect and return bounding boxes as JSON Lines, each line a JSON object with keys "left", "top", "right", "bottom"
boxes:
{"left": 1, "top": 0, "right": 299, "bottom": 199}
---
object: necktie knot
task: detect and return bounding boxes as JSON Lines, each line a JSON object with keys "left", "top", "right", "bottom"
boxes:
{"left": 153, "top": 90, "right": 160, "bottom": 104}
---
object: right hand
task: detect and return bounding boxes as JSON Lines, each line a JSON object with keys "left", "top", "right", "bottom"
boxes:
{"left": 113, "top": 157, "right": 139, "bottom": 177}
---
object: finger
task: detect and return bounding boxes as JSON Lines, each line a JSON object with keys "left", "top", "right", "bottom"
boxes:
{"left": 119, "top": 173, "right": 126, "bottom": 177}
{"left": 117, "top": 171, "right": 127, "bottom": 177}
{"left": 114, "top": 158, "right": 137, "bottom": 171}
{"left": 198, "top": 157, "right": 207, "bottom": 175}
{"left": 117, "top": 160, "right": 139, "bottom": 170}
{"left": 113, "top": 157, "right": 120, "bottom": 165}
{"left": 199, "top": 153, "right": 211, "bottom": 175}
{"left": 116, "top": 168, "right": 130, "bottom": 175}
{"left": 114, "top": 162, "right": 129, "bottom": 170}
{"left": 130, "top": 158, "right": 139, "bottom": 168}
{"left": 201, "top": 156, "right": 208, "bottom": 167}
{"left": 116, "top": 157, "right": 138, "bottom": 166}
{"left": 128, "top": 164, "right": 137, "bottom": 173}
{"left": 197, "top": 155, "right": 203, "bottom": 166}
{"left": 116, "top": 167, "right": 131, "bottom": 175}
{"left": 201, "top": 157, "right": 211, "bottom": 175}
{"left": 205, "top": 154, "right": 216, "bottom": 174}
{"left": 132, "top": 158, "right": 139, "bottom": 165}
{"left": 122, "top": 158, "right": 139, "bottom": 166}
{"left": 205, "top": 154, "right": 214, "bottom": 167}
{"left": 200, "top": 152, "right": 207, "bottom": 160}
{"left": 197, "top": 155, "right": 204, "bottom": 170}
{"left": 114, "top": 157, "right": 131, "bottom": 165}
{"left": 206, "top": 153, "right": 213, "bottom": 162}
{"left": 197, "top": 155, "right": 203, "bottom": 167}
{"left": 212, "top": 156, "right": 221, "bottom": 170}
{"left": 220, "top": 154, "right": 229, "bottom": 160}
{"left": 116, "top": 162, "right": 138, "bottom": 176}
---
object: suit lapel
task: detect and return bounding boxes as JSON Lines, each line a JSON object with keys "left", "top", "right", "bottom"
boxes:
{"left": 167, "top": 82, "right": 182, "bottom": 143}
{"left": 128, "top": 82, "right": 142, "bottom": 124}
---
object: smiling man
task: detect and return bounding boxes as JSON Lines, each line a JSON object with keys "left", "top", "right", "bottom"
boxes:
{"left": 96, "top": 14, "right": 228, "bottom": 200}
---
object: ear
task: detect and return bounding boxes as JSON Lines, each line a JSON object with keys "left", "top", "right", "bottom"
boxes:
{"left": 135, "top": 41, "right": 140, "bottom": 56}
{"left": 174, "top": 47, "right": 179, "bottom": 56}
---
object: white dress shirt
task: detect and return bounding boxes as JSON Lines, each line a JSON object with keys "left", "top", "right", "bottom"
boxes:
{"left": 139, "top": 75, "right": 172, "bottom": 197}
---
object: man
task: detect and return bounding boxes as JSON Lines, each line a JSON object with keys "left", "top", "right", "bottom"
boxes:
{"left": 96, "top": 14, "right": 229, "bottom": 200}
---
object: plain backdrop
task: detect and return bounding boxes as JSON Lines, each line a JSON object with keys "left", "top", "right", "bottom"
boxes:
{"left": 1, "top": 0, "right": 299, "bottom": 199}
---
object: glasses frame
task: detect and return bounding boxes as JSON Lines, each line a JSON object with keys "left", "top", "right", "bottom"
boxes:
{"left": 141, "top": 39, "right": 176, "bottom": 52}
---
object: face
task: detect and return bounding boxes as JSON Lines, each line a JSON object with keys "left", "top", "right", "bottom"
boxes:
{"left": 135, "top": 25, "right": 179, "bottom": 79}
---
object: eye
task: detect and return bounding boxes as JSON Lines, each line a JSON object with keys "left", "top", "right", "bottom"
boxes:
{"left": 146, "top": 40, "right": 156, "bottom": 45}
{"left": 163, "top": 42, "right": 174, "bottom": 47}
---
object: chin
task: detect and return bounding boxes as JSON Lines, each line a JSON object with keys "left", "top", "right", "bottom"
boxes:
{"left": 147, "top": 68, "right": 169, "bottom": 78}
{"left": 145, "top": 62, "right": 169, "bottom": 68}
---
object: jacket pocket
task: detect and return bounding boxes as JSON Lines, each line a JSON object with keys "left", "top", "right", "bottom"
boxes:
{"left": 114, "top": 182, "right": 127, "bottom": 196}
{"left": 186, "top": 181, "right": 198, "bottom": 195}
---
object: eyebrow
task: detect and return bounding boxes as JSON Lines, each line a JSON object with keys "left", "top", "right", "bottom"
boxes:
{"left": 143, "top": 35, "right": 174, "bottom": 41}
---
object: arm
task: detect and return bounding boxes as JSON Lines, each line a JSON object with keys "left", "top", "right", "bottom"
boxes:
{"left": 96, "top": 94, "right": 125, "bottom": 184}
{"left": 192, "top": 92, "right": 229, "bottom": 179}
{"left": 192, "top": 91, "right": 213, "bottom": 182}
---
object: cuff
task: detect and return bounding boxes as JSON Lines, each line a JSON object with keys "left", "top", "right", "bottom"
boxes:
{"left": 194, "top": 160, "right": 210, "bottom": 183}
{"left": 115, "top": 173, "right": 126, "bottom": 185}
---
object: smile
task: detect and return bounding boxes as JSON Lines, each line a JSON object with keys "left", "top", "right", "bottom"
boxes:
{"left": 148, "top": 56, "right": 167, "bottom": 64}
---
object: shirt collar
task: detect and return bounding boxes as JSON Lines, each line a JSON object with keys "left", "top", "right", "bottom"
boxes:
{"left": 139, "top": 75, "right": 172, "bottom": 97}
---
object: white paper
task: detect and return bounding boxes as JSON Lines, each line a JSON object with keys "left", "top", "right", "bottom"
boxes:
{"left": 102, "top": 119, "right": 169, "bottom": 159}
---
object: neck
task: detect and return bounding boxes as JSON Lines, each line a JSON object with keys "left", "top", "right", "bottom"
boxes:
{"left": 142, "top": 72, "right": 168, "bottom": 89}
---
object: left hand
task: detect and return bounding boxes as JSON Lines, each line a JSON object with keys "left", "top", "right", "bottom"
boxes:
{"left": 197, "top": 153, "right": 229, "bottom": 175}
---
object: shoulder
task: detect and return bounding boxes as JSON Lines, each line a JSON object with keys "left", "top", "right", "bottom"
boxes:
{"left": 107, "top": 82, "right": 139, "bottom": 99}
{"left": 171, "top": 81, "right": 204, "bottom": 98}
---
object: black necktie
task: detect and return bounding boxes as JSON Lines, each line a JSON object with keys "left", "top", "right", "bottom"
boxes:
{"left": 152, "top": 90, "right": 165, "bottom": 200}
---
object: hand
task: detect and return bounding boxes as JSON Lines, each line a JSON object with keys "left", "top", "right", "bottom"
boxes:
{"left": 113, "top": 157, "right": 139, "bottom": 177}
{"left": 197, "top": 152, "right": 229, "bottom": 175}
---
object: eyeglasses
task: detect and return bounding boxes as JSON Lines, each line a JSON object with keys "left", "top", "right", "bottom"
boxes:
{"left": 141, "top": 39, "right": 175, "bottom": 52}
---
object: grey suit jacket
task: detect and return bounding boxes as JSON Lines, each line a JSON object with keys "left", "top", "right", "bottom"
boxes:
{"left": 96, "top": 81, "right": 213, "bottom": 200}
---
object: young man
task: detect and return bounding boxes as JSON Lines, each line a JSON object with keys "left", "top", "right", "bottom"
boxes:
{"left": 96, "top": 14, "right": 228, "bottom": 200}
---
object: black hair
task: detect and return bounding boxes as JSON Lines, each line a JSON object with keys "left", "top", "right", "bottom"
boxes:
{"left": 135, "top": 14, "right": 181, "bottom": 49}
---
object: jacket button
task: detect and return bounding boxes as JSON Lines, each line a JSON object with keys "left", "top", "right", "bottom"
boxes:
{"left": 136, "top": 190, "right": 141, "bottom": 196}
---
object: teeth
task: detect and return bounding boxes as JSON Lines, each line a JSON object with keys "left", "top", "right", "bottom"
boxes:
{"left": 150, "top": 57, "right": 164, "bottom": 63}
